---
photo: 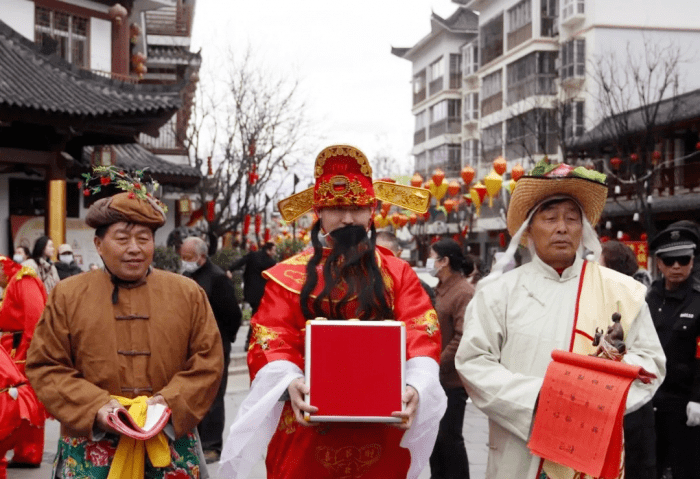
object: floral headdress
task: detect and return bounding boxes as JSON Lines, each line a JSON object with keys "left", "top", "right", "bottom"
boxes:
{"left": 79, "top": 166, "right": 168, "bottom": 214}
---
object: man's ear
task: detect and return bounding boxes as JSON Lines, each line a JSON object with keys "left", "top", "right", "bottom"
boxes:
{"left": 94, "top": 236, "right": 103, "bottom": 256}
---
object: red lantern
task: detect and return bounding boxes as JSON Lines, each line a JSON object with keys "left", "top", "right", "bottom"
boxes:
{"left": 206, "top": 201, "right": 215, "bottom": 222}
{"left": 696, "top": 142, "right": 700, "bottom": 151}
{"left": 511, "top": 163, "right": 525, "bottom": 182}
{"left": 432, "top": 168, "right": 445, "bottom": 187}
{"left": 652, "top": 150, "right": 662, "bottom": 165}
{"left": 493, "top": 157, "right": 507, "bottom": 176}
{"left": 444, "top": 199, "right": 456, "bottom": 213}
{"left": 264, "top": 228, "right": 271, "bottom": 242}
{"left": 410, "top": 172, "right": 423, "bottom": 187}
{"left": 248, "top": 163, "right": 259, "bottom": 185}
{"left": 610, "top": 157, "right": 622, "bottom": 170}
{"left": 447, "top": 180, "right": 461, "bottom": 197}
{"left": 600, "top": 236, "right": 610, "bottom": 243}
{"left": 254, "top": 214, "right": 262, "bottom": 235}
{"left": 630, "top": 153, "right": 639, "bottom": 162}
{"left": 620, "top": 232, "right": 631, "bottom": 241}
{"left": 409, "top": 213, "right": 418, "bottom": 225}
{"left": 640, "top": 232, "right": 648, "bottom": 241}
{"left": 243, "top": 214, "right": 251, "bottom": 236}
{"left": 391, "top": 212, "right": 401, "bottom": 228}
{"left": 460, "top": 166, "right": 475, "bottom": 185}
{"left": 398, "top": 214, "right": 409, "bottom": 228}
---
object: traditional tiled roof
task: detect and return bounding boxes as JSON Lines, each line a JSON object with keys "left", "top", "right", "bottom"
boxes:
{"left": 147, "top": 45, "right": 202, "bottom": 66}
{"left": 573, "top": 88, "right": 700, "bottom": 148}
{"left": 82, "top": 143, "right": 201, "bottom": 185}
{"left": 0, "top": 19, "right": 182, "bottom": 118}
{"left": 433, "top": 6, "right": 479, "bottom": 33}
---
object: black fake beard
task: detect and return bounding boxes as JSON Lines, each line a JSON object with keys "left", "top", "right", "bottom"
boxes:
{"left": 329, "top": 224, "right": 368, "bottom": 250}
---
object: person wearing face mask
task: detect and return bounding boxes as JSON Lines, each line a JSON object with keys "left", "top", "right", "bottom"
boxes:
{"left": 647, "top": 225, "right": 700, "bottom": 479}
{"left": 54, "top": 244, "right": 82, "bottom": 280}
{"left": 12, "top": 246, "right": 30, "bottom": 265}
{"left": 220, "top": 145, "right": 446, "bottom": 479}
{"left": 179, "top": 236, "right": 241, "bottom": 463}
{"left": 427, "top": 239, "right": 475, "bottom": 479}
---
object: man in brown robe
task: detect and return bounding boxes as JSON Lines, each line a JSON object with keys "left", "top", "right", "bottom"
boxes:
{"left": 26, "top": 178, "right": 224, "bottom": 479}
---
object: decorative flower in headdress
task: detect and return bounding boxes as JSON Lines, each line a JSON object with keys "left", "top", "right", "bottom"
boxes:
{"left": 80, "top": 166, "right": 168, "bottom": 214}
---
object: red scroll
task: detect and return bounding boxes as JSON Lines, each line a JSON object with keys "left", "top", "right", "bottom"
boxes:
{"left": 528, "top": 350, "right": 655, "bottom": 479}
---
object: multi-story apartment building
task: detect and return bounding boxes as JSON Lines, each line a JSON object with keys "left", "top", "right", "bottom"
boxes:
{"left": 392, "top": 7, "right": 478, "bottom": 181}
{"left": 460, "top": 0, "right": 700, "bottom": 176}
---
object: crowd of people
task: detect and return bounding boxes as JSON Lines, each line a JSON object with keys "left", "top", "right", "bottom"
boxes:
{"left": 0, "top": 146, "right": 699, "bottom": 479}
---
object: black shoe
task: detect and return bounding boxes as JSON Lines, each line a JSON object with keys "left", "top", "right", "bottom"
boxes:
{"left": 202, "top": 450, "right": 221, "bottom": 464}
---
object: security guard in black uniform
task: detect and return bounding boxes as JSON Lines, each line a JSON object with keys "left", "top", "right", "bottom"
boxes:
{"left": 648, "top": 225, "right": 700, "bottom": 479}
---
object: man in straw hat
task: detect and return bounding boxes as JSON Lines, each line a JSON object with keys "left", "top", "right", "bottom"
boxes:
{"left": 26, "top": 168, "right": 224, "bottom": 479}
{"left": 455, "top": 160, "right": 665, "bottom": 479}
{"left": 220, "top": 145, "right": 446, "bottom": 479}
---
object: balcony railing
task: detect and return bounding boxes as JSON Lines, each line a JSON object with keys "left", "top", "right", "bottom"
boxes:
{"left": 429, "top": 77, "right": 443, "bottom": 96}
{"left": 608, "top": 163, "right": 700, "bottom": 199}
{"left": 428, "top": 119, "right": 461, "bottom": 139}
{"left": 481, "top": 92, "right": 503, "bottom": 117}
{"left": 414, "top": 129, "right": 426, "bottom": 145}
{"left": 84, "top": 68, "right": 139, "bottom": 84}
{"left": 507, "top": 23, "right": 532, "bottom": 51}
{"left": 449, "top": 73, "right": 461, "bottom": 90}
{"left": 413, "top": 89, "right": 426, "bottom": 105}
{"left": 145, "top": 5, "right": 193, "bottom": 37}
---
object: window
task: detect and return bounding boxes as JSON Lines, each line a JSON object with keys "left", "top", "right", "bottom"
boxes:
{"left": 562, "top": 0, "right": 584, "bottom": 20}
{"left": 428, "top": 145, "right": 461, "bottom": 177}
{"left": 563, "top": 101, "right": 585, "bottom": 139}
{"left": 541, "top": 0, "right": 559, "bottom": 37}
{"left": 506, "top": 51, "right": 556, "bottom": 104}
{"left": 415, "top": 110, "right": 428, "bottom": 131}
{"left": 35, "top": 6, "right": 89, "bottom": 68}
{"left": 450, "top": 54, "right": 462, "bottom": 89}
{"left": 508, "top": 0, "right": 532, "bottom": 32}
{"left": 560, "top": 39, "right": 586, "bottom": 80}
{"left": 506, "top": 109, "right": 557, "bottom": 159}
{"left": 413, "top": 70, "right": 427, "bottom": 105}
{"left": 482, "top": 122, "right": 503, "bottom": 162}
{"left": 428, "top": 58, "right": 444, "bottom": 95}
{"left": 414, "top": 152, "right": 428, "bottom": 176}
{"left": 462, "top": 139, "right": 480, "bottom": 166}
{"left": 482, "top": 71, "right": 503, "bottom": 99}
{"left": 463, "top": 42, "right": 479, "bottom": 76}
{"left": 481, "top": 14, "right": 504, "bottom": 66}
{"left": 430, "top": 102, "right": 447, "bottom": 123}
{"left": 463, "top": 93, "right": 479, "bottom": 121}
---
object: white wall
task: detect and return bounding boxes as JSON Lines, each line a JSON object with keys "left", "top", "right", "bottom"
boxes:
{"left": 591, "top": 0, "right": 700, "bottom": 30}
{"left": 90, "top": 17, "right": 111, "bottom": 71}
{"left": 1, "top": 0, "right": 35, "bottom": 40}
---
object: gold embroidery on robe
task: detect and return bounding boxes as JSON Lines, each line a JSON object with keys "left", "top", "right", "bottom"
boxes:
{"left": 412, "top": 309, "right": 439, "bottom": 336}
{"left": 251, "top": 324, "right": 279, "bottom": 350}
{"left": 315, "top": 444, "right": 382, "bottom": 478}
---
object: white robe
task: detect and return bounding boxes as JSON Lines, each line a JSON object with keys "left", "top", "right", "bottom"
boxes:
{"left": 455, "top": 255, "right": 666, "bottom": 479}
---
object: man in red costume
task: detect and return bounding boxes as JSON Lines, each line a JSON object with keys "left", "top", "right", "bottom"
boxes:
{"left": 0, "top": 256, "right": 47, "bottom": 468}
{"left": 220, "top": 145, "right": 447, "bottom": 479}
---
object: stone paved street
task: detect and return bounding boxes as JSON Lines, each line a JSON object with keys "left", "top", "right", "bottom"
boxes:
{"left": 7, "top": 326, "right": 489, "bottom": 479}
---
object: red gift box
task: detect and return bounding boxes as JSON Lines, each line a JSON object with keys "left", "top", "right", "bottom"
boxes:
{"left": 304, "top": 319, "right": 406, "bottom": 422}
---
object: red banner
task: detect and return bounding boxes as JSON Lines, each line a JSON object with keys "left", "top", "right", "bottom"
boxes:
{"left": 622, "top": 241, "right": 649, "bottom": 270}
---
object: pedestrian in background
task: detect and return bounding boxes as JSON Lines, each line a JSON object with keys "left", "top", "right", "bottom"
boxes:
{"left": 23, "top": 236, "right": 60, "bottom": 294}
{"left": 12, "top": 246, "right": 30, "bottom": 264}
{"left": 647, "top": 225, "right": 700, "bottom": 479}
{"left": 427, "top": 238, "right": 474, "bottom": 479}
{"left": 54, "top": 244, "right": 82, "bottom": 280}
{"left": 180, "top": 236, "right": 242, "bottom": 463}
{"left": 600, "top": 239, "right": 656, "bottom": 479}
{"left": 227, "top": 241, "right": 277, "bottom": 350}
{"left": 376, "top": 230, "right": 436, "bottom": 306}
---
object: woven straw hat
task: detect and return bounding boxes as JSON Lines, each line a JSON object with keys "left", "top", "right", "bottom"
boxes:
{"left": 507, "top": 161, "right": 608, "bottom": 236}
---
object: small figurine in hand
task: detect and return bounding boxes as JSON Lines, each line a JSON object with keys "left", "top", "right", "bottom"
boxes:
{"left": 592, "top": 312, "right": 626, "bottom": 361}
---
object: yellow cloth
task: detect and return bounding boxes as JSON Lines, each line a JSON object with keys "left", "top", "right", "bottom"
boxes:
{"left": 542, "top": 261, "right": 645, "bottom": 479}
{"left": 107, "top": 395, "right": 171, "bottom": 479}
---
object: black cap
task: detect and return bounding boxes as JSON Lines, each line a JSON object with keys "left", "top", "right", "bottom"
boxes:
{"left": 650, "top": 225, "right": 699, "bottom": 258}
